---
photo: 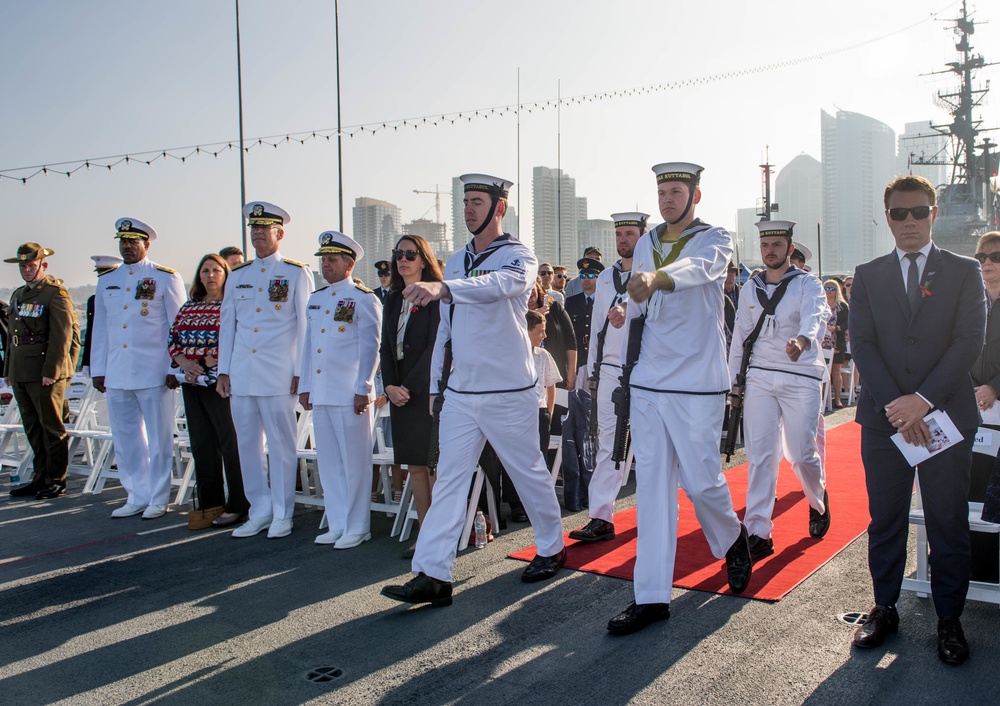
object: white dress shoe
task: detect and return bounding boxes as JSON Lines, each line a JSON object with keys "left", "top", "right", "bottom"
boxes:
{"left": 314, "top": 530, "right": 344, "bottom": 545}
{"left": 267, "top": 518, "right": 294, "bottom": 539}
{"left": 141, "top": 504, "right": 167, "bottom": 519}
{"left": 111, "top": 503, "right": 147, "bottom": 518}
{"left": 231, "top": 516, "right": 273, "bottom": 538}
{"left": 334, "top": 532, "right": 371, "bottom": 549}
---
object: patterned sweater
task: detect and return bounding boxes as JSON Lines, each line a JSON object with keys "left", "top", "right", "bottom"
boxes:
{"left": 168, "top": 299, "right": 223, "bottom": 384}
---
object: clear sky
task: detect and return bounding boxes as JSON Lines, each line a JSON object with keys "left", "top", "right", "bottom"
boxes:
{"left": 1, "top": 0, "right": 997, "bottom": 286}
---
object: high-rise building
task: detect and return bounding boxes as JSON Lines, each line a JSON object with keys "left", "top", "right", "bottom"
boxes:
{"left": 451, "top": 176, "right": 519, "bottom": 252}
{"left": 532, "top": 166, "right": 587, "bottom": 266}
{"left": 820, "top": 109, "right": 897, "bottom": 274}
{"left": 577, "top": 219, "right": 615, "bottom": 266}
{"left": 897, "top": 120, "right": 949, "bottom": 188}
{"left": 774, "top": 153, "right": 822, "bottom": 269}
{"left": 401, "top": 218, "right": 450, "bottom": 261}
{"left": 735, "top": 207, "right": 760, "bottom": 267}
{"left": 352, "top": 197, "right": 401, "bottom": 264}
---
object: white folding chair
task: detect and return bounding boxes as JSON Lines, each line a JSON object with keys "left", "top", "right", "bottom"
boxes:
{"left": 548, "top": 387, "right": 569, "bottom": 490}
{"left": 458, "top": 464, "right": 501, "bottom": 551}
{"left": 821, "top": 348, "right": 835, "bottom": 412}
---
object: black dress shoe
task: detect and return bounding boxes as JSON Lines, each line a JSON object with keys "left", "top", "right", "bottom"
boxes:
{"left": 569, "top": 518, "right": 616, "bottom": 542}
{"left": 725, "top": 523, "right": 753, "bottom": 594}
{"left": 607, "top": 601, "right": 670, "bottom": 635}
{"left": 521, "top": 548, "right": 567, "bottom": 583}
{"left": 381, "top": 572, "right": 453, "bottom": 607}
{"left": 747, "top": 534, "right": 774, "bottom": 562}
{"left": 9, "top": 479, "right": 44, "bottom": 497}
{"left": 937, "top": 616, "right": 969, "bottom": 665}
{"left": 509, "top": 503, "right": 529, "bottom": 523}
{"left": 852, "top": 604, "right": 899, "bottom": 648}
{"left": 809, "top": 490, "right": 831, "bottom": 538}
{"left": 35, "top": 483, "right": 66, "bottom": 500}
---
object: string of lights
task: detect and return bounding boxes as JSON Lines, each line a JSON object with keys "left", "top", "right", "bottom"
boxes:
{"left": 0, "top": 5, "right": 953, "bottom": 186}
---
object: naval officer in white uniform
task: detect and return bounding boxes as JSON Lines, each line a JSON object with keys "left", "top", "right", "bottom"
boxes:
{"left": 381, "top": 173, "right": 566, "bottom": 608}
{"left": 298, "top": 231, "right": 382, "bottom": 549}
{"left": 91, "top": 218, "right": 186, "bottom": 519}
{"left": 569, "top": 211, "right": 647, "bottom": 543}
{"left": 217, "top": 201, "right": 313, "bottom": 539}
{"left": 728, "top": 220, "right": 830, "bottom": 562}
{"left": 607, "top": 163, "right": 753, "bottom": 635}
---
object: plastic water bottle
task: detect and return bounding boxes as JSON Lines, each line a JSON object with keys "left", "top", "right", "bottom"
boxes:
{"left": 10, "top": 470, "right": 20, "bottom": 486}
{"left": 474, "top": 510, "right": 488, "bottom": 549}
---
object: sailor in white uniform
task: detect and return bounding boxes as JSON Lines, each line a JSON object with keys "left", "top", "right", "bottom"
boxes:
{"left": 217, "top": 201, "right": 313, "bottom": 539}
{"left": 569, "top": 212, "right": 648, "bottom": 543}
{"left": 729, "top": 221, "right": 830, "bottom": 562}
{"left": 91, "top": 218, "right": 186, "bottom": 519}
{"left": 298, "top": 231, "right": 382, "bottom": 549}
{"left": 381, "top": 173, "right": 566, "bottom": 608}
{"left": 607, "top": 163, "right": 753, "bottom": 635}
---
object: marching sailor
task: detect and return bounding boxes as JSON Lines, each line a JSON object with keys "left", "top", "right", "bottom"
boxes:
{"left": 608, "top": 162, "right": 752, "bottom": 635}
{"left": 728, "top": 220, "right": 830, "bottom": 565}
{"left": 569, "top": 212, "right": 647, "bottom": 542}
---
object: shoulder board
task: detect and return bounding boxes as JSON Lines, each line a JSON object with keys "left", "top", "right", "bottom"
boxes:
{"left": 156, "top": 265, "right": 177, "bottom": 274}
{"left": 231, "top": 259, "right": 254, "bottom": 271}
{"left": 314, "top": 285, "right": 330, "bottom": 293}
{"left": 283, "top": 259, "right": 307, "bottom": 268}
{"left": 355, "top": 284, "right": 375, "bottom": 294}
{"left": 97, "top": 266, "right": 119, "bottom": 277}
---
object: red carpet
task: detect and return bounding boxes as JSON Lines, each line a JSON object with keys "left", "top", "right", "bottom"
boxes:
{"left": 510, "top": 421, "right": 868, "bottom": 601}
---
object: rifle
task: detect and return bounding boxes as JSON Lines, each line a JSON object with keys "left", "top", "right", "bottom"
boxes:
{"left": 588, "top": 325, "right": 608, "bottom": 445}
{"left": 612, "top": 314, "right": 645, "bottom": 469}
{"left": 723, "top": 343, "right": 751, "bottom": 462}
{"left": 426, "top": 340, "right": 453, "bottom": 473}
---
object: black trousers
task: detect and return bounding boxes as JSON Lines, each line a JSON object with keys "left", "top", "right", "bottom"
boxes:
{"left": 182, "top": 384, "right": 248, "bottom": 514}
{"left": 861, "top": 426, "right": 973, "bottom": 618}
{"left": 12, "top": 379, "right": 69, "bottom": 485}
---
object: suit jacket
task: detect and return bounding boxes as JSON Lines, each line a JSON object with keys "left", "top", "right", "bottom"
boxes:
{"left": 5, "top": 275, "right": 80, "bottom": 383}
{"left": 82, "top": 294, "right": 96, "bottom": 369}
{"left": 564, "top": 292, "right": 594, "bottom": 363}
{"left": 379, "top": 290, "right": 440, "bottom": 398}
{"left": 850, "top": 244, "right": 985, "bottom": 434}
{"left": 970, "top": 293, "right": 1000, "bottom": 391}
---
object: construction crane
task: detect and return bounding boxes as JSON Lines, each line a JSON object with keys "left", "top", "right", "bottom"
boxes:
{"left": 413, "top": 186, "right": 444, "bottom": 226}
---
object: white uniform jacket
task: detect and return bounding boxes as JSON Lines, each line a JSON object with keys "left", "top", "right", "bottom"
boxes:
{"left": 218, "top": 252, "right": 313, "bottom": 397}
{"left": 91, "top": 257, "right": 185, "bottom": 390}
{"left": 727, "top": 268, "right": 828, "bottom": 384}
{"left": 586, "top": 261, "right": 631, "bottom": 378}
{"left": 430, "top": 234, "right": 537, "bottom": 394}
{"left": 625, "top": 222, "right": 732, "bottom": 394}
{"left": 298, "top": 278, "right": 382, "bottom": 406}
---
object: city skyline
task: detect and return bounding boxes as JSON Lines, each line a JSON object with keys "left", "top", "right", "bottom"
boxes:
{"left": 1, "top": 1, "right": 997, "bottom": 286}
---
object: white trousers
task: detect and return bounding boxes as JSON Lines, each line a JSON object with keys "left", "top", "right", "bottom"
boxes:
{"left": 588, "top": 367, "right": 626, "bottom": 522}
{"left": 631, "top": 389, "right": 741, "bottom": 605}
{"left": 412, "top": 388, "right": 565, "bottom": 582}
{"left": 313, "top": 405, "right": 374, "bottom": 536}
{"left": 231, "top": 394, "right": 298, "bottom": 521}
{"left": 106, "top": 386, "right": 175, "bottom": 507}
{"left": 744, "top": 370, "right": 826, "bottom": 540}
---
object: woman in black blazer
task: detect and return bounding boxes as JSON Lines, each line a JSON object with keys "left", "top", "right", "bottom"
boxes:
{"left": 380, "top": 234, "right": 444, "bottom": 556}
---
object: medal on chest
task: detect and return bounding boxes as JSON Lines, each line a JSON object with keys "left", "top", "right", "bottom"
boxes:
{"left": 334, "top": 299, "right": 355, "bottom": 323}
{"left": 136, "top": 278, "right": 156, "bottom": 300}
{"left": 269, "top": 278, "right": 289, "bottom": 302}
{"left": 17, "top": 302, "right": 44, "bottom": 318}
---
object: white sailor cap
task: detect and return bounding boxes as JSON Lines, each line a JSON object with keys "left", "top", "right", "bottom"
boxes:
{"left": 243, "top": 201, "right": 291, "bottom": 226}
{"left": 315, "top": 231, "right": 364, "bottom": 261}
{"left": 756, "top": 220, "right": 796, "bottom": 238}
{"left": 460, "top": 173, "right": 513, "bottom": 198}
{"left": 611, "top": 212, "right": 650, "bottom": 229}
{"left": 791, "top": 240, "right": 813, "bottom": 262}
{"left": 90, "top": 254, "right": 123, "bottom": 271}
{"left": 651, "top": 162, "right": 704, "bottom": 186}
{"left": 115, "top": 217, "right": 156, "bottom": 241}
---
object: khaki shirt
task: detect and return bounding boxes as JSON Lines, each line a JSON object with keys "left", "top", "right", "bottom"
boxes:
{"left": 5, "top": 274, "right": 80, "bottom": 383}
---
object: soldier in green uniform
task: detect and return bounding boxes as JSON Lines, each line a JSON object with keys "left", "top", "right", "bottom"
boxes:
{"left": 4, "top": 243, "right": 80, "bottom": 499}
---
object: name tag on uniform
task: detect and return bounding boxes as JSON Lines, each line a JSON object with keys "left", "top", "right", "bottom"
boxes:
{"left": 236, "top": 283, "right": 253, "bottom": 289}
{"left": 18, "top": 303, "right": 44, "bottom": 318}
{"left": 136, "top": 278, "right": 156, "bottom": 300}
{"left": 308, "top": 304, "right": 321, "bottom": 310}
{"left": 334, "top": 300, "right": 355, "bottom": 323}
{"left": 269, "top": 278, "right": 289, "bottom": 302}
{"left": 106, "top": 285, "right": 121, "bottom": 290}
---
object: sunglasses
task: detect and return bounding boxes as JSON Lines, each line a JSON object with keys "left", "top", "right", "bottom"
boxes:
{"left": 580, "top": 273, "right": 598, "bottom": 279}
{"left": 887, "top": 205, "right": 932, "bottom": 221}
{"left": 554, "top": 273, "right": 568, "bottom": 279}
{"left": 538, "top": 270, "right": 553, "bottom": 276}
{"left": 392, "top": 249, "right": 419, "bottom": 262}
{"left": 975, "top": 252, "right": 1000, "bottom": 264}
{"left": 824, "top": 286, "right": 837, "bottom": 291}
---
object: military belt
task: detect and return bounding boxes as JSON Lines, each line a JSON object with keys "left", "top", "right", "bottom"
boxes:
{"left": 12, "top": 333, "right": 47, "bottom": 346}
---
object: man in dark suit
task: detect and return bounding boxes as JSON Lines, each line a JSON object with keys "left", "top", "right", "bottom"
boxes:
{"left": 373, "top": 260, "right": 392, "bottom": 302}
{"left": 849, "top": 175, "right": 986, "bottom": 665}
{"left": 81, "top": 255, "right": 121, "bottom": 376}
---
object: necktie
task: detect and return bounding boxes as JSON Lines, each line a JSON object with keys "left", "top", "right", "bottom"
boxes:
{"left": 906, "top": 252, "right": 921, "bottom": 314}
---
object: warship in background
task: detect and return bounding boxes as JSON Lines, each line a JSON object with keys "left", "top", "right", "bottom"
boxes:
{"left": 905, "top": 0, "right": 998, "bottom": 256}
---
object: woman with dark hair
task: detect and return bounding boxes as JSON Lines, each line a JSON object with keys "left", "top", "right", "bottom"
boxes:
{"left": 168, "top": 253, "right": 248, "bottom": 528}
{"left": 380, "top": 234, "right": 443, "bottom": 557}
{"left": 821, "top": 278, "right": 850, "bottom": 408}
